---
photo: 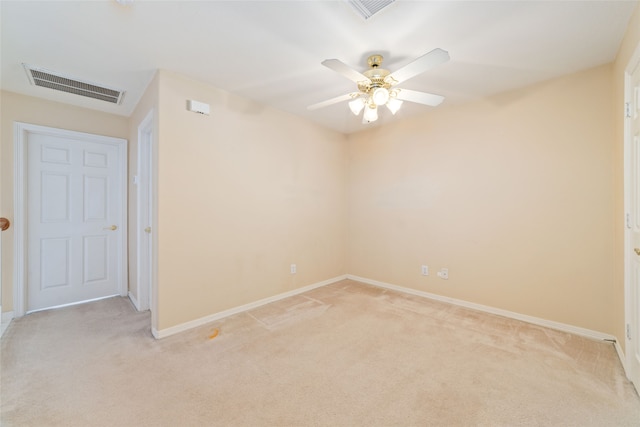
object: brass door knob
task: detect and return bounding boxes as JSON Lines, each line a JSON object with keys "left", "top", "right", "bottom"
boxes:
{"left": 0, "top": 217, "right": 9, "bottom": 231}
{"left": 103, "top": 225, "right": 118, "bottom": 231}
{"left": 635, "top": 248, "right": 640, "bottom": 256}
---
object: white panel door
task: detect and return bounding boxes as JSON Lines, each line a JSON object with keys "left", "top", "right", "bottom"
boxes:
{"left": 27, "top": 132, "right": 123, "bottom": 312}
{"left": 628, "top": 51, "right": 640, "bottom": 390}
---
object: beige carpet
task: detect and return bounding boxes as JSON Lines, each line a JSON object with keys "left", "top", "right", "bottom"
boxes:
{"left": 1, "top": 279, "right": 639, "bottom": 426}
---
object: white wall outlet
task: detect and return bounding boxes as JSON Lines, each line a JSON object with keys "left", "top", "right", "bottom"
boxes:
{"left": 290, "top": 264, "right": 297, "bottom": 274}
{"left": 421, "top": 265, "right": 429, "bottom": 276}
{"left": 437, "top": 268, "right": 449, "bottom": 280}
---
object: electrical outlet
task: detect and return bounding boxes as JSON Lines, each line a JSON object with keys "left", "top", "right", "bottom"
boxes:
{"left": 421, "top": 265, "right": 429, "bottom": 276}
{"left": 437, "top": 268, "right": 448, "bottom": 280}
{"left": 290, "top": 264, "right": 297, "bottom": 274}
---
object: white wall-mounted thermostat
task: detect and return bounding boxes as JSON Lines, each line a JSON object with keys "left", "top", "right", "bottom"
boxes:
{"left": 187, "top": 100, "right": 210, "bottom": 115}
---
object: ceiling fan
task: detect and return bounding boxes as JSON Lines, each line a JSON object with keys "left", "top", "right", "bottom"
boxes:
{"left": 308, "top": 48, "right": 450, "bottom": 123}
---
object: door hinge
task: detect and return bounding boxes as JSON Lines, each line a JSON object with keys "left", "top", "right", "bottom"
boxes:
{"left": 628, "top": 323, "right": 632, "bottom": 340}
{"left": 625, "top": 102, "right": 632, "bottom": 118}
{"left": 626, "top": 212, "right": 632, "bottom": 229}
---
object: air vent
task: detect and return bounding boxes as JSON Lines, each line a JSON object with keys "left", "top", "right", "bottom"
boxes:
{"left": 23, "top": 64, "right": 125, "bottom": 105}
{"left": 345, "top": 0, "right": 395, "bottom": 20}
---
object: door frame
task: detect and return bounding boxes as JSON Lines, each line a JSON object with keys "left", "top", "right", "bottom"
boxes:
{"left": 135, "top": 110, "right": 154, "bottom": 312}
{"left": 624, "top": 41, "right": 640, "bottom": 383}
{"left": 13, "top": 122, "right": 128, "bottom": 317}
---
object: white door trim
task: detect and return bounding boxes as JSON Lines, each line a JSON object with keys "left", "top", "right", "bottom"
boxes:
{"left": 13, "top": 122, "right": 128, "bottom": 317}
{"left": 624, "top": 40, "right": 640, "bottom": 382}
{"left": 135, "top": 110, "right": 154, "bottom": 312}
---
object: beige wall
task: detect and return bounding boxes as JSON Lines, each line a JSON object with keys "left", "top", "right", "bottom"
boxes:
{"left": 613, "top": 3, "right": 640, "bottom": 352}
{"left": 0, "top": 91, "right": 129, "bottom": 312}
{"left": 348, "top": 64, "right": 616, "bottom": 334}
{"left": 153, "top": 70, "right": 347, "bottom": 330}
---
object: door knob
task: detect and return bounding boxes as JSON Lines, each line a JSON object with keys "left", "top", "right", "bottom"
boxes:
{"left": 635, "top": 248, "right": 640, "bottom": 256}
{"left": 103, "top": 225, "right": 118, "bottom": 231}
{"left": 144, "top": 227, "right": 151, "bottom": 234}
{"left": 0, "top": 217, "right": 9, "bottom": 231}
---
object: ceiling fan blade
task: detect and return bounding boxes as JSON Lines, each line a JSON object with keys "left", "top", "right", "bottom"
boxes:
{"left": 385, "top": 48, "right": 450, "bottom": 85}
{"left": 307, "top": 93, "right": 358, "bottom": 110}
{"left": 394, "top": 89, "right": 444, "bottom": 107}
{"left": 322, "top": 59, "right": 371, "bottom": 84}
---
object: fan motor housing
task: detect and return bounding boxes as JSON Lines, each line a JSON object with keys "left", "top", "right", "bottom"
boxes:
{"left": 360, "top": 69, "right": 391, "bottom": 93}
{"left": 358, "top": 54, "right": 392, "bottom": 93}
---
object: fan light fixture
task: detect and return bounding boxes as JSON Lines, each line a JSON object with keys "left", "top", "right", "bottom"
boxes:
{"left": 349, "top": 97, "right": 365, "bottom": 115}
{"left": 308, "top": 49, "right": 449, "bottom": 125}
{"left": 363, "top": 105, "right": 378, "bottom": 123}
{"left": 350, "top": 91, "right": 402, "bottom": 123}
{"left": 386, "top": 97, "right": 403, "bottom": 115}
{"left": 372, "top": 88, "right": 389, "bottom": 105}
{"left": 350, "top": 55, "right": 399, "bottom": 123}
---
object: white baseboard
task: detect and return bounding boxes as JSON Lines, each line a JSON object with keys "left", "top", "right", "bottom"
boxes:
{"left": 614, "top": 341, "right": 627, "bottom": 374}
{"left": 152, "top": 275, "right": 348, "bottom": 339}
{"left": 1, "top": 311, "right": 15, "bottom": 338}
{"left": 347, "top": 274, "right": 619, "bottom": 343}
{"left": 128, "top": 292, "right": 141, "bottom": 311}
{"left": 149, "top": 272, "right": 627, "bottom": 374}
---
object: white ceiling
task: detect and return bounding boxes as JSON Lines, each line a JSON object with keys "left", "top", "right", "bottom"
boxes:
{"left": 1, "top": 0, "right": 637, "bottom": 134}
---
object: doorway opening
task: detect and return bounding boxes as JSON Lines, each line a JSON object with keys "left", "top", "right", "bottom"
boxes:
{"left": 134, "top": 110, "right": 155, "bottom": 314}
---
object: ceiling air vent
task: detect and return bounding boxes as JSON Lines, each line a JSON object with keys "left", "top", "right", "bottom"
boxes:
{"left": 23, "top": 64, "right": 125, "bottom": 105}
{"left": 345, "top": 0, "right": 395, "bottom": 20}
